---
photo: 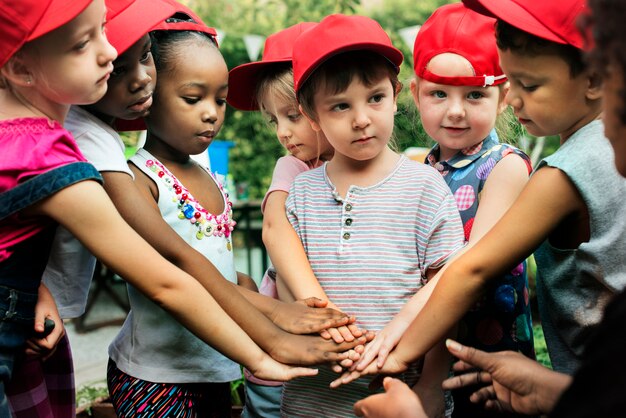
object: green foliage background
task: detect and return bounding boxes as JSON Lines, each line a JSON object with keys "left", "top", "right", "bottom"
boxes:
{"left": 182, "top": 0, "right": 454, "bottom": 199}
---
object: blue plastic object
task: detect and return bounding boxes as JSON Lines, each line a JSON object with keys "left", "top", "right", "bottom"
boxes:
{"left": 208, "top": 140, "right": 235, "bottom": 177}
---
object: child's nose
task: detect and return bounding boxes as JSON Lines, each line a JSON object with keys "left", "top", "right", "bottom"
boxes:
{"left": 447, "top": 98, "right": 465, "bottom": 119}
{"left": 352, "top": 109, "right": 371, "bottom": 129}
{"left": 130, "top": 66, "right": 152, "bottom": 92}
{"left": 99, "top": 36, "right": 117, "bottom": 66}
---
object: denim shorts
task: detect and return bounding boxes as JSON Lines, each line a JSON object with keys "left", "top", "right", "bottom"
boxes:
{"left": 0, "top": 286, "right": 38, "bottom": 418}
{"left": 242, "top": 380, "right": 282, "bottom": 418}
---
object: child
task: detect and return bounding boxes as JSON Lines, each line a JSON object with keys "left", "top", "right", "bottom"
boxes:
{"left": 282, "top": 14, "right": 466, "bottom": 417}
{"left": 0, "top": 2, "right": 320, "bottom": 416}
{"left": 105, "top": 13, "right": 238, "bottom": 417}
{"left": 63, "top": 0, "right": 367, "bottom": 376}
{"left": 444, "top": 4, "right": 626, "bottom": 417}
{"left": 403, "top": 4, "right": 535, "bottom": 417}
{"left": 227, "top": 22, "right": 338, "bottom": 418}
{"left": 4, "top": 1, "right": 176, "bottom": 417}
{"left": 355, "top": 1, "right": 626, "bottom": 416}
{"left": 343, "top": 0, "right": 626, "bottom": 388}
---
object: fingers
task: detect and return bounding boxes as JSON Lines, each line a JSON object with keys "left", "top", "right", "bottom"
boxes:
{"left": 470, "top": 385, "right": 496, "bottom": 404}
{"left": 320, "top": 330, "right": 332, "bottom": 340}
{"left": 330, "top": 369, "right": 362, "bottom": 388}
{"left": 442, "top": 371, "right": 491, "bottom": 390}
{"left": 347, "top": 324, "right": 363, "bottom": 338}
{"left": 450, "top": 359, "right": 476, "bottom": 373}
{"left": 283, "top": 366, "right": 319, "bottom": 381}
{"left": 328, "top": 327, "right": 346, "bottom": 344}
{"left": 354, "top": 338, "right": 383, "bottom": 371}
{"left": 302, "top": 297, "right": 327, "bottom": 308}
{"left": 445, "top": 339, "right": 491, "bottom": 371}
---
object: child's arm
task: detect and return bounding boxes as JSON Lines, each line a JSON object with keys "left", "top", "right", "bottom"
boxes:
{"left": 351, "top": 154, "right": 530, "bottom": 373}
{"left": 111, "top": 169, "right": 365, "bottom": 365}
{"left": 237, "top": 271, "right": 258, "bottom": 292}
{"left": 263, "top": 190, "right": 362, "bottom": 343}
{"left": 24, "top": 283, "right": 65, "bottom": 361}
{"left": 27, "top": 179, "right": 322, "bottom": 381}
{"left": 412, "top": 327, "right": 456, "bottom": 418}
{"left": 340, "top": 166, "right": 585, "bottom": 379}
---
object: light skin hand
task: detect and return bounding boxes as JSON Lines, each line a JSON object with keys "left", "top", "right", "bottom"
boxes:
{"left": 25, "top": 283, "right": 64, "bottom": 361}
{"left": 443, "top": 339, "right": 572, "bottom": 415}
{"left": 330, "top": 349, "right": 411, "bottom": 388}
{"left": 353, "top": 377, "right": 427, "bottom": 418}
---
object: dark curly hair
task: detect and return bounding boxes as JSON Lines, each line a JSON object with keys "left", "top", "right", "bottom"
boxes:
{"left": 581, "top": 0, "right": 626, "bottom": 124}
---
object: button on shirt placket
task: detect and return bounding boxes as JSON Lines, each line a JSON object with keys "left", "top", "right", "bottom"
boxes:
{"left": 340, "top": 200, "right": 353, "bottom": 249}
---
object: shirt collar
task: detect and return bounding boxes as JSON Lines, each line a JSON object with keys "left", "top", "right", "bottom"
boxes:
{"left": 426, "top": 133, "right": 499, "bottom": 172}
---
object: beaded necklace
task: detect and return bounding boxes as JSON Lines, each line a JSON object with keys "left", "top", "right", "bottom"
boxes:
{"left": 145, "top": 158, "right": 236, "bottom": 248}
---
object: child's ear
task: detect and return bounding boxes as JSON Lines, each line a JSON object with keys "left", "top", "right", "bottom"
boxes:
{"left": 497, "top": 82, "right": 510, "bottom": 115}
{"left": 299, "top": 104, "right": 322, "bottom": 132}
{"left": 1, "top": 55, "right": 34, "bottom": 87}
{"left": 586, "top": 71, "right": 603, "bottom": 100}
{"left": 409, "top": 78, "right": 420, "bottom": 111}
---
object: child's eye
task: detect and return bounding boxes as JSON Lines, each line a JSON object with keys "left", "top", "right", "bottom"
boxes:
{"left": 140, "top": 51, "right": 152, "bottom": 63}
{"left": 467, "top": 91, "right": 484, "bottom": 100}
{"left": 369, "top": 94, "right": 384, "bottom": 103}
{"left": 183, "top": 97, "right": 200, "bottom": 104}
{"left": 331, "top": 103, "right": 349, "bottom": 112}
{"left": 431, "top": 90, "right": 446, "bottom": 99}
{"left": 216, "top": 98, "right": 227, "bottom": 106}
{"left": 74, "top": 40, "right": 89, "bottom": 51}
{"left": 522, "top": 84, "right": 538, "bottom": 92}
{"left": 287, "top": 113, "right": 301, "bottom": 122}
{"left": 111, "top": 66, "right": 125, "bottom": 77}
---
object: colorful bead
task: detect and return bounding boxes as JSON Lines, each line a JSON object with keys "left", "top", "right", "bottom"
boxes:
{"left": 146, "top": 158, "right": 237, "bottom": 241}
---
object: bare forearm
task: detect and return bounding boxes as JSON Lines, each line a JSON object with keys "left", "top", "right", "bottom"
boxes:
{"left": 263, "top": 193, "right": 328, "bottom": 301}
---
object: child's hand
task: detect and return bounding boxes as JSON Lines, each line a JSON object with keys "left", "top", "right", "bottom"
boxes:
{"left": 318, "top": 301, "right": 365, "bottom": 343}
{"left": 268, "top": 297, "right": 356, "bottom": 335}
{"left": 350, "top": 315, "right": 411, "bottom": 371}
{"left": 353, "top": 377, "right": 427, "bottom": 418}
{"left": 330, "top": 350, "right": 411, "bottom": 388}
{"left": 26, "top": 283, "right": 65, "bottom": 361}
{"left": 250, "top": 354, "right": 319, "bottom": 382}
{"left": 267, "top": 332, "right": 372, "bottom": 366}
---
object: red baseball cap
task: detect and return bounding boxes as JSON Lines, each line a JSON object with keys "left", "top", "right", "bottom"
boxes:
{"left": 413, "top": 3, "right": 506, "bottom": 87}
{"left": 151, "top": 0, "right": 217, "bottom": 43}
{"left": 106, "top": 0, "right": 176, "bottom": 55}
{"left": 462, "top": 0, "right": 587, "bottom": 50}
{"left": 0, "top": 0, "right": 134, "bottom": 69}
{"left": 292, "top": 14, "right": 403, "bottom": 94}
{"left": 0, "top": 0, "right": 51, "bottom": 68}
{"left": 227, "top": 22, "right": 317, "bottom": 111}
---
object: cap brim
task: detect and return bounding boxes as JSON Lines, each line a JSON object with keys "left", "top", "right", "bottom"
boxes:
{"left": 463, "top": 0, "right": 569, "bottom": 45}
{"left": 227, "top": 59, "right": 291, "bottom": 111}
{"left": 295, "top": 43, "right": 403, "bottom": 93}
{"left": 28, "top": 0, "right": 92, "bottom": 41}
{"left": 106, "top": 0, "right": 176, "bottom": 54}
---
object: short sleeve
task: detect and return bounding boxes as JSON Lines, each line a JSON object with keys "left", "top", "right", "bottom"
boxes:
{"left": 66, "top": 106, "right": 134, "bottom": 177}
{"left": 418, "top": 173, "right": 465, "bottom": 275}
{"left": 285, "top": 182, "right": 302, "bottom": 240}
{"left": 261, "top": 156, "right": 310, "bottom": 213}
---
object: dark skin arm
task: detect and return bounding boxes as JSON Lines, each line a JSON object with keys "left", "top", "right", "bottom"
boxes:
{"left": 103, "top": 169, "right": 364, "bottom": 365}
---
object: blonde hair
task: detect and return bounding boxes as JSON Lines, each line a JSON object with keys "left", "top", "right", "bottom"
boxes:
{"left": 255, "top": 64, "right": 296, "bottom": 114}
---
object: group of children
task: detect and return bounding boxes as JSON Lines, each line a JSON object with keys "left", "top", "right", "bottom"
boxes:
{"left": 0, "top": 0, "right": 624, "bottom": 418}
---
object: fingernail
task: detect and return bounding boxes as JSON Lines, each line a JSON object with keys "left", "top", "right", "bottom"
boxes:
{"left": 446, "top": 339, "right": 462, "bottom": 352}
